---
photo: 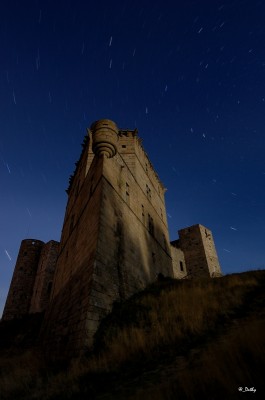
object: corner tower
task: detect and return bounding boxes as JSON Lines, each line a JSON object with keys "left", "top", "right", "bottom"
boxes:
{"left": 41, "top": 119, "right": 173, "bottom": 358}
{"left": 2, "top": 239, "right": 44, "bottom": 320}
{"left": 179, "top": 224, "right": 222, "bottom": 278}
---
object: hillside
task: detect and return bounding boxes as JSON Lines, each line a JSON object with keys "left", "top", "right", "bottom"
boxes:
{"left": 0, "top": 270, "right": 264, "bottom": 399}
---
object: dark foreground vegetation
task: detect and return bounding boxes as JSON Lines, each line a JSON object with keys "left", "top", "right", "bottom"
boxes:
{"left": 0, "top": 270, "right": 264, "bottom": 399}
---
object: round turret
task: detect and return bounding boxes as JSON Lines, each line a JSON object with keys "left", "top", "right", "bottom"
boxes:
{"left": 2, "top": 239, "right": 44, "bottom": 320}
{"left": 90, "top": 119, "right": 119, "bottom": 158}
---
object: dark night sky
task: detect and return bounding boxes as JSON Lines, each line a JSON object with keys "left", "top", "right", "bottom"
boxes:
{"left": 1, "top": 0, "right": 265, "bottom": 315}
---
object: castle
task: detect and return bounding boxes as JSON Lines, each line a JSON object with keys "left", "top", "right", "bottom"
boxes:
{"left": 2, "top": 119, "right": 222, "bottom": 358}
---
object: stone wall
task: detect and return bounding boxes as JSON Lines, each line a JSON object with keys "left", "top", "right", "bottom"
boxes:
{"left": 30, "top": 240, "right": 59, "bottom": 313}
{"left": 92, "top": 152, "right": 173, "bottom": 293}
{"left": 40, "top": 155, "right": 104, "bottom": 357}
{"left": 170, "top": 241, "right": 187, "bottom": 279}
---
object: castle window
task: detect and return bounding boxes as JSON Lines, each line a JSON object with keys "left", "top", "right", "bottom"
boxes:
{"left": 163, "top": 234, "right": 167, "bottom": 250}
{"left": 205, "top": 229, "right": 210, "bottom": 238}
{"left": 145, "top": 163, "right": 148, "bottom": 172}
{"left": 152, "top": 252, "right": 156, "bottom": 264}
{"left": 146, "top": 184, "right": 151, "bottom": 200}
{"left": 122, "top": 145, "right": 126, "bottom": 148}
{"left": 148, "top": 214, "right": 154, "bottom": 235}
{"left": 126, "top": 182, "right": 130, "bottom": 204}
{"left": 180, "top": 261, "right": 184, "bottom": 272}
{"left": 141, "top": 205, "right": 145, "bottom": 223}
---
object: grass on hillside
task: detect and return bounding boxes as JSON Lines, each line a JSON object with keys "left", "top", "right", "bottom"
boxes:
{"left": 0, "top": 270, "right": 264, "bottom": 399}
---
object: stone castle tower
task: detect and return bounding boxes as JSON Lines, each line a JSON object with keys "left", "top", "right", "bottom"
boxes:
{"left": 179, "top": 224, "right": 221, "bottom": 278}
{"left": 40, "top": 119, "right": 174, "bottom": 357}
{"left": 2, "top": 119, "right": 222, "bottom": 358}
{"left": 2, "top": 239, "right": 59, "bottom": 320}
{"left": 171, "top": 225, "right": 221, "bottom": 278}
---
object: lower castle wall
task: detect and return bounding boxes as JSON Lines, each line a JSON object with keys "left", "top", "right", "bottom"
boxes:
{"left": 170, "top": 245, "right": 187, "bottom": 279}
{"left": 40, "top": 255, "right": 96, "bottom": 357}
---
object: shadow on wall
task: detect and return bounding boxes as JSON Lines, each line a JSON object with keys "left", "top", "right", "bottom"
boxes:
{"left": 100, "top": 177, "right": 173, "bottom": 299}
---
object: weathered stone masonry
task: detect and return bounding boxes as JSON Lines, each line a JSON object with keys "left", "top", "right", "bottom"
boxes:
{"left": 2, "top": 119, "right": 222, "bottom": 358}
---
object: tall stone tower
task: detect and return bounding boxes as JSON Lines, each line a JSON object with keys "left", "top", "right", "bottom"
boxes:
{"left": 178, "top": 224, "right": 222, "bottom": 278}
{"left": 2, "top": 239, "right": 44, "bottom": 320}
{"left": 41, "top": 119, "right": 173, "bottom": 358}
{"left": 2, "top": 239, "right": 59, "bottom": 320}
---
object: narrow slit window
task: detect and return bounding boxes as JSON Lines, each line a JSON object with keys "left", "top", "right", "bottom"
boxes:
{"left": 146, "top": 184, "right": 151, "bottom": 200}
{"left": 126, "top": 182, "right": 130, "bottom": 203}
{"left": 180, "top": 261, "right": 184, "bottom": 272}
{"left": 148, "top": 214, "right": 154, "bottom": 235}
